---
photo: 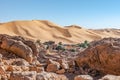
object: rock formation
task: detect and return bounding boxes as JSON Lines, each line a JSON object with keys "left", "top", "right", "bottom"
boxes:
{"left": 76, "top": 38, "right": 120, "bottom": 75}
{"left": 0, "top": 34, "right": 119, "bottom": 80}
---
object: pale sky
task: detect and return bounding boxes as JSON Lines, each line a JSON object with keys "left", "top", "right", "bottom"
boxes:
{"left": 0, "top": 0, "right": 120, "bottom": 29}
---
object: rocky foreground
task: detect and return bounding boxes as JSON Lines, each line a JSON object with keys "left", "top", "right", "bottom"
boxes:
{"left": 0, "top": 34, "right": 120, "bottom": 80}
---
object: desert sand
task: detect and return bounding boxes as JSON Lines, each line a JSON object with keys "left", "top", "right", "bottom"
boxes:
{"left": 0, "top": 20, "right": 120, "bottom": 43}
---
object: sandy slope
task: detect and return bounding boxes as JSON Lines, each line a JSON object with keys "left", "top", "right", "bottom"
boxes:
{"left": 0, "top": 20, "right": 120, "bottom": 43}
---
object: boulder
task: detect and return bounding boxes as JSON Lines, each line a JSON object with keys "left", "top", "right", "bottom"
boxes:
{"left": 10, "top": 71, "right": 36, "bottom": 80}
{"left": 24, "top": 40, "right": 39, "bottom": 56}
{"left": 36, "top": 72, "right": 68, "bottom": 80}
{"left": 58, "top": 59, "right": 69, "bottom": 70}
{"left": 0, "top": 34, "right": 37, "bottom": 63}
{"left": 99, "top": 74, "right": 120, "bottom": 80}
{"left": 6, "top": 65, "right": 22, "bottom": 72}
{"left": 74, "top": 75, "right": 93, "bottom": 80}
{"left": 76, "top": 38, "right": 120, "bottom": 75}
{"left": 1, "top": 37, "right": 33, "bottom": 62}
{"left": 0, "top": 66, "right": 6, "bottom": 75}
{"left": 29, "top": 66, "right": 44, "bottom": 73}
{"left": 46, "top": 64, "right": 60, "bottom": 72}
{"left": 46, "top": 59, "right": 60, "bottom": 72}
{"left": 12, "top": 59, "right": 29, "bottom": 66}
{"left": 56, "top": 69, "right": 65, "bottom": 74}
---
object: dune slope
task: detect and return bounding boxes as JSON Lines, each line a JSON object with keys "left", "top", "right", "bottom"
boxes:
{"left": 0, "top": 20, "right": 120, "bottom": 43}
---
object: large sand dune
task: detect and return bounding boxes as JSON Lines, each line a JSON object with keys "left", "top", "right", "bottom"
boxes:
{"left": 0, "top": 20, "right": 120, "bottom": 43}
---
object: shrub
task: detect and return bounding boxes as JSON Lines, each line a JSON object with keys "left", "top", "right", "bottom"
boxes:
{"left": 70, "top": 49, "right": 76, "bottom": 52}
{"left": 78, "top": 40, "right": 89, "bottom": 48}
{"left": 56, "top": 45, "right": 62, "bottom": 50}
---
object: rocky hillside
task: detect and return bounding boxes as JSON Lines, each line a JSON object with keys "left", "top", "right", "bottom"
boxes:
{"left": 0, "top": 34, "right": 120, "bottom": 80}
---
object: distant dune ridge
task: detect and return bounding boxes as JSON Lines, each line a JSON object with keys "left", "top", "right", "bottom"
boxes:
{"left": 0, "top": 20, "right": 120, "bottom": 43}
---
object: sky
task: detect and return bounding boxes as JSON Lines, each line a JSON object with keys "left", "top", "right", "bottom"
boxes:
{"left": 0, "top": 0, "right": 120, "bottom": 29}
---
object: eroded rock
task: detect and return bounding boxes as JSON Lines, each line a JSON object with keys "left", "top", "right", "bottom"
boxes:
{"left": 0, "top": 34, "right": 39, "bottom": 63}
{"left": 36, "top": 72, "right": 68, "bottom": 80}
{"left": 0, "top": 66, "right": 6, "bottom": 75}
{"left": 1, "top": 37, "right": 33, "bottom": 62}
{"left": 10, "top": 71, "right": 37, "bottom": 80}
{"left": 99, "top": 74, "right": 120, "bottom": 80}
{"left": 46, "top": 59, "right": 60, "bottom": 72}
{"left": 76, "top": 38, "right": 120, "bottom": 75}
{"left": 74, "top": 75, "right": 93, "bottom": 80}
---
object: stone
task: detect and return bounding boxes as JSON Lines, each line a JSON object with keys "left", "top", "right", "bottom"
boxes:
{"left": 29, "top": 66, "right": 44, "bottom": 73}
{"left": 24, "top": 40, "right": 39, "bottom": 56}
{"left": 76, "top": 38, "right": 120, "bottom": 75}
{"left": 12, "top": 59, "right": 29, "bottom": 66}
{"left": 74, "top": 75, "right": 93, "bottom": 80}
{"left": 1, "top": 37, "right": 33, "bottom": 62}
{"left": 46, "top": 63, "right": 60, "bottom": 72}
{"left": 58, "top": 59, "right": 69, "bottom": 70}
{"left": 36, "top": 72, "right": 68, "bottom": 80}
{"left": 46, "top": 59, "right": 60, "bottom": 72}
{"left": 99, "top": 75, "right": 120, "bottom": 80}
{"left": 68, "top": 68, "right": 75, "bottom": 73}
{"left": 6, "top": 65, "right": 22, "bottom": 71}
{"left": 68, "top": 60, "right": 75, "bottom": 68}
{"left": 10, "top": 71, "right": 36, "bottom": 80}
{"left": 0, "top": 66, "right": 6, "bottom": 75}
{"left": 21, "top": 66, "right": 29, "bottom": 71}
{"left": 56, "top": 69, "right": 65, "bottom": 74}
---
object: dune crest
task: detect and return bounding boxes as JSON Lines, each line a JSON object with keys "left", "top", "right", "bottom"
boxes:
{"left": 0, "top": 20, "right": 120, "bottom": 43}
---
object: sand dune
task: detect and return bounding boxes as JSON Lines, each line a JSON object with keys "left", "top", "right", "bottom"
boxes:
{"left": 0, "top": 20, "right": 120, "bottom": 43}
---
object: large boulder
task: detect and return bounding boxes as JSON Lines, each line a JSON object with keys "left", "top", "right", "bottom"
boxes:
{"left": 76, "top": 38, "right": 120, "bottom": 75}
{"left": 0, "top": 34, "right": 39, "bottom": 63}
{"left": 1, "top": 37, "right": 33, "bottom": 62}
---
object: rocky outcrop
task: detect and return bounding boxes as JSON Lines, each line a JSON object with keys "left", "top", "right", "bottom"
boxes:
{"left": 0, "top": 34, "right": 120, "bottom": 80}
{"left": 0, "top": 34, "right": 39, "bottom": 62}
{"left": 76, "top": 38, "right": 120, "bottom": 75}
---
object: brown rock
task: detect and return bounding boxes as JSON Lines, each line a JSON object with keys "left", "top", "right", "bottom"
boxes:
{"left": 46, "top": 59, "right": 60, "bottom": 72}
{"left": 76, "top": 38, "right": 120, "bottom": 75}
{"left": 10, "top": 71, "right": 36, "bottom": 80}
{"left": 7, "top": 65, "right": 22, "bottom": 71}
{"left": 1, "top": 37, "right": 33, "bottom": 62}
{"left": 21, "top": 66, "right": 29, "bottom": 71}
{"left": 58, "top": 59, "right": 69, "bottom": 70}
{"left": 99, "top": 75, "right": 120, "bottom": 80}
{"left": 29, "top": 66, "right": 44, "bottom": 73}
{"left": 36, "top": 72, "right": 68, "bottom": 80}
{"left": 46, "top": 63, "right": 60, "bottom": 72}
{"left": 56, "top": 69, "right": 65, "bottom": 74}
{"left": 0, "top": 66, "right": 6, "bottom": 75}
{"left": 24, "top": 40, "right": 39, "bottom": 56}
{"left": 68, "top": 68, "right": 75, "bottom": 73}
{"left": 68, "top": 60, "right": 75, "bottom": 68}
{"left": 12, "top": 59, "right": 29, "bottom": 66}
{"left": 74, "top": 75, "right": 93, "bottom": 80}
